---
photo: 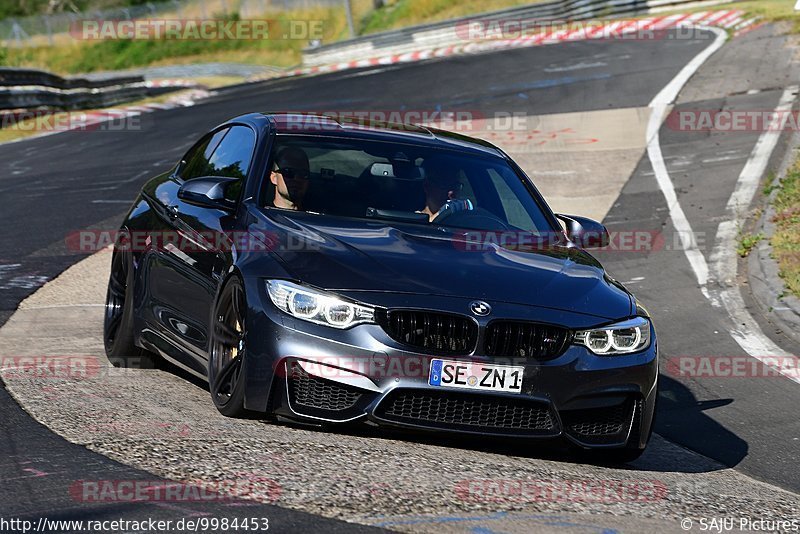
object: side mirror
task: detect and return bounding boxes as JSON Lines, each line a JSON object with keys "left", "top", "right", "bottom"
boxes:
{"left": 177, "top": 176, "right": 238, "bottom": 212}
{"left": 556, "top": 214, "right": 609, "bottom": 249}
{"left": 174, "top": 159, "right": 187, "bottom": 177}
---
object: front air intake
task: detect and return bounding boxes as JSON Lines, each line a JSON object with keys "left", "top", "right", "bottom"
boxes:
{"left": 381, "top": 310, "right": 478, "bottom": 354}
{"left": 484, "top": 321, "right": 570, "bottom": 360}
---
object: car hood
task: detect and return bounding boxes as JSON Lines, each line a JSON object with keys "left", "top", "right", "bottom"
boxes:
{"left": 251, "top": 209, "right": 632, "bottom": 320}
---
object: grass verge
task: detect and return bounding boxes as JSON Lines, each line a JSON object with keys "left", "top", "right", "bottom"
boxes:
{"left": 716, "top": 0, "right": 800, "bottom": 30}
{"left": 1, "top": 0, "right": 541, "bottom": 75}
{"left": 770, "top": 156, "right": 800, "bottom": 298}
{"left": 359, "top": 0, "right": 540, "bottom": 35}
{"left": 2, "top": 7, "right": 348, "bottom": 74}
{"left": 1, "top": 0, "right": 796, "bottom": 76}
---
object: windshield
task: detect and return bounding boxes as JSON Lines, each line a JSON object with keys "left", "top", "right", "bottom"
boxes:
{"left": 263, "top": 135, "right": 555, "bottom": 233}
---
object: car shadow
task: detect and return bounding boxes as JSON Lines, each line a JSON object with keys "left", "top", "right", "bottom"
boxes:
{"left": 154, "top": 357, "right": 748, "bottom": 472}
{"left": 282, "top": 373, "right": 748, "bottom": 474}
{"left": 154, "top": 356, "right": 209, "bottom": 391}
{"left": 653, "top": 373, "right": 748, "bottom": 468}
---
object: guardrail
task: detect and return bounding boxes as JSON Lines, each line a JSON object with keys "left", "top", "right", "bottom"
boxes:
{"left": 303, "top": 0, "right": 732, "bottom": 66}
{"left": 0, "top": 68, "right": 172, "bottom": 111}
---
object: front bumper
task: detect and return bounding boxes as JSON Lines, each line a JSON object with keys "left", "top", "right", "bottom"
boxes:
{"left": 243, "top": 286, "right": 658, "bottom": 449}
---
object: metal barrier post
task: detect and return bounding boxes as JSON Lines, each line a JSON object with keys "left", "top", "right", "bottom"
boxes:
{"left": 344, "top": 0, "right": 355, "bottom": 38}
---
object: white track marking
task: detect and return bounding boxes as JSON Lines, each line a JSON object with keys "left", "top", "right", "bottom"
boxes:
{"left": 701, "top": 155, "right": 747, "bottom": 164}
{"left": 646, "top": 26, "right": 800, "bottom": 383}
{"left": 648, "top": 27, "right": 727, "bottom": 110}
{"left": 707, "top": 86, "right": 799, "bottom": 380}
{"left": 646, "top": 27, "right": 728, "bottom": 287}
{"left": 721, "top": 87, "right": 797, "bottom": 217}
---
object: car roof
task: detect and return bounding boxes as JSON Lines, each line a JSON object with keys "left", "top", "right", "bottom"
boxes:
{"left": 236, "top": 112, "right": 507, "bottom": 158}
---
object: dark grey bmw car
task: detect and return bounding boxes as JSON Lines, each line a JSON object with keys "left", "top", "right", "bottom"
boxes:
{"left": 105, "top": 112, "right": 657, "bottom": 462}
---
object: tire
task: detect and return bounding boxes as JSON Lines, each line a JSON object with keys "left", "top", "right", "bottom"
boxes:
{"left": 208, "top": 276, "right": 251, "bottom": 418}
{"left": 104, "top": 233, "right": 158, "bottom": 369}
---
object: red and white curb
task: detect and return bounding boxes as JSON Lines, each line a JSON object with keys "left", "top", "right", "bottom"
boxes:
{"left": 45, "top": 87, "right": 212, "bottom": 128}
{"left": 143, "top": 79, "right": 201, "bottom": 89}
{"left": 0, "top": 88, "right": 213, "bottom": 145}
{"left": 265, "top": 10, "right": 757, "bottom": 80}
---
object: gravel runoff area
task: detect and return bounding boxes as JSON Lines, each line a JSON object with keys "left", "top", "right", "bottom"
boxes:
{"left": 0, "top": 250, "right": 799, "bottom": 533}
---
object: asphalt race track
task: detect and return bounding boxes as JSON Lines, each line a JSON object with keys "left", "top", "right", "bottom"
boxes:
{"left": 1, "top": 25, "right": 800, "bottom": 532}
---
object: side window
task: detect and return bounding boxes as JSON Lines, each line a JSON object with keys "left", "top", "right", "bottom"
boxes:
{"left": 181, "top": 128, "right": 228, "bottom": 180}
{"left": 207, "top": 126, "right": 256, "bottom": 179}
{"left": 206, "top": 126, "right": 256, "bottom": 202}
{"left": 487, "top": 168, "right": 537, "bottom": 231}
{"left": 454, "top": 169, "right": 477, "bottom": 205}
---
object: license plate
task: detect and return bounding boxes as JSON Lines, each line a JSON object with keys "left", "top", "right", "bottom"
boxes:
{"left": 429, "top": 359, "right": 524, "bottom": 394}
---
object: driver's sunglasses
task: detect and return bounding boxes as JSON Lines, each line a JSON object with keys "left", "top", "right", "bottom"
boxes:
{"left": 274, "top": 166, "right": 309, "bottom": 181}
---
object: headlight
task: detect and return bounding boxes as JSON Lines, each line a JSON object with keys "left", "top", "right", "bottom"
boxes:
{"left": 574, "top": 317, "right": 651, "bottom": 355}
{"left": 266, "top": 280, "right": 375, "bottom": 329}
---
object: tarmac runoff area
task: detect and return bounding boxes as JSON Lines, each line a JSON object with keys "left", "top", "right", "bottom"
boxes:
{"left": 0, "top": 244, "right": 798, "bottom": 533}
{"left": 466, "top": 107, "right": 652, "bottom": 222}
